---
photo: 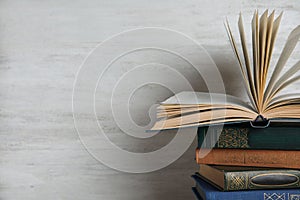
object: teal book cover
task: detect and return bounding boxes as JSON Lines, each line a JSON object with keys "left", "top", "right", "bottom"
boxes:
{"left": 198, "top": 122, "right": 300, "bottom": 150}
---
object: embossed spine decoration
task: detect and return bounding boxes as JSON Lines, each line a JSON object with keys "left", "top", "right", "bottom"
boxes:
{"left": 226, "top": 172, "right": 248, "bottom": 190}
{"left": 224, "top": 171, "right": 300, "bottom": 191}
{"left": 217, "top": 127, "right": 249, "bottom": 148}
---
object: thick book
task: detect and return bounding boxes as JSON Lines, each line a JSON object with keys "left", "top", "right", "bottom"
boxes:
{"left": 151, "top": 10, "right": 300, "bottom": 131}
{"left": 196, "top": 148, "right": 300, "bottom": 169}
{"left": 192, "top": 174, "right": 300, "bottom": 200}
{"left": 197, "top": 123, "right": 300, "bottom": 150}
{"left": 198, "top": 164, "right": 300, "bottom": 191}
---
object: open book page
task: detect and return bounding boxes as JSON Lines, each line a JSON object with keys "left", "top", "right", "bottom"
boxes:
{"left": 157, "top": 104, "right": 257, "bottom": 118}
{"left": 267, "top": 12, "right": 282, "bottom": 68}
{"left": 269, "top": 93, "right": 300, "bottom": 105}
{"left": 238, "top": 13, "right": 258, "bottom": 109}
{"left": 252, "top": 10, "right": 260, "bottom": 109}
{"left": 264, "top": 104, "right": 300, "bottom": 119}
{"left": 151, "top": 108, "right": 255, "bottom": 130}
{"left": 263, "top": 11, "right": 274, "bottom": 83}
{"left": 157, "top": 109, "right": 256, "bottom": 126}
{"left": 237, "top": 11, "right": 300, "bottom": 117}
{"left": 264, "top": 25, "right": 300, "bottom": 101}
{"left": 263, "top": 93, "right": 300, "bottom": 119}
{"left": 262, "top": 12, "right": 283, "bottom": 106}
{"left": 266, "top": 96, "right": 300, "bottom": 110}
{"left": 151, "top": 118, "right": 252, "bottom": 130}
{"left": 150, "top": 92, "right": 258, "bottom": 130}
{"left": 264, "top": 60, "right": 300, "bottom": 106}
{"left": 151, "top": 10, "right": 300, "bottom": 131}
{"left": 266, "top": 74, "right": 300, "bottom": 104}
{"left": 161, "top": 91, "right": 253, "bottom": 109}
{"left": 225, "top": 21, "right": 257, "bottom": 110}
{"left": 258, "top": 10, "right": 268, "bottom": 110}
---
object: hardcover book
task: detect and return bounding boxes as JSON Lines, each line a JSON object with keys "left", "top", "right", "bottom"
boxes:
{"left": 151, "top": 10, "right": 300, "bottom": 131}
{"left": 192, "top": 187, "right": 203, "bottom": 200}
{"left": 196, "top": 148, "right": 300, "bottom": 169}
{"left": 197, "top": 123, "right": 300, "bottom": 150}
{"left": 192, "top": 174, "right": 300, "bottom": 200}
{"left": 197, "top": 164, "right": 300, "bottom": 191}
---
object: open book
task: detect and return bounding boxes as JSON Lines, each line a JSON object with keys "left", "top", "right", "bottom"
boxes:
{"left": 151, "top": 10, "right": 300, "bottom": 130}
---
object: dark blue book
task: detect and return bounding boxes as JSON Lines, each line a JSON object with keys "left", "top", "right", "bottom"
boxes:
{"left": 192, "top": 174, "right": 300, "bottom": 200}
{"left": 192, "top": 187, "right": 203, "bottom": 200}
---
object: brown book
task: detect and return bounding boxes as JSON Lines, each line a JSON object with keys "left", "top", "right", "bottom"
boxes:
{"left": 196, "top": 148, "right": 300, "bottom": 169}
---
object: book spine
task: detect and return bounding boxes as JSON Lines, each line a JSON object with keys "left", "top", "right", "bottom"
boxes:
{"left": 211, "top": 189, "right": 300, "bottom": 200}
{"left": 196, "top": 148, "right": 300, "bottom": 169}
{"left": 224, "top": 170, "right": 300, "bottom": 191}
{"left": 197, "top": 126, "right": 300, "bottom": 150}
{"left": 192, "top": 175, "right": 300, "bottom": 200}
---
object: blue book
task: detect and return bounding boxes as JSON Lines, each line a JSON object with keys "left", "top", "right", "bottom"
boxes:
{"left": 192, "top": 187, "right": 203, "bottom": 200}
{"left": 192, "top": 174, "right": 300, "bottom": 200}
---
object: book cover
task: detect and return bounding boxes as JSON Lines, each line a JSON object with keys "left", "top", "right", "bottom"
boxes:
{"left": 196, "top": 148, "right": 300, "bottom": 169}
{"left": 197, "top": 123, "right": 300, "bottom": 150}
{"left": 198, "top": 164, "right": 300, "bottom": 191}
{"left": 192, "top": 174, "right": 300, "bottom": 200}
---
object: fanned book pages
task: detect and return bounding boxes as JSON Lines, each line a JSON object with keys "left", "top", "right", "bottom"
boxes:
{"left": 151, "top": 10, "right": 300, "bottom": 131}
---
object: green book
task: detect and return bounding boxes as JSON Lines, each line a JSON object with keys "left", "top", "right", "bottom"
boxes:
{"left": 197, "top": 164, "right": 300, "bottom": 191}
{"left": 197, "top": 122, "right": 300, "bottom": 150}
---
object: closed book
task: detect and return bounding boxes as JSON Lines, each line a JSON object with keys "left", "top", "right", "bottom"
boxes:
{"left": 192, "top": 174, "right": 300, "bottom": 200}
{"left": 196, "top": 148, "right": 300, "bottom": 169}
{"left": 192, "top": 187, "right": 203, "bottom": 200}
{"left": 198, "top": 164, "right": 300, "bottom": 191}
{"left": 198, "top": 123, "right": 300, "bottom": 150}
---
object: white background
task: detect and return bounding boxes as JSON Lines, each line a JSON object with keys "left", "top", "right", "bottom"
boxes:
{"left": 0, "top": 0, "right": 299, "bottom": 199}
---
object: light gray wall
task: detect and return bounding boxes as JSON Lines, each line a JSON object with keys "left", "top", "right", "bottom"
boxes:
{"left": 0, "top": 1, "right": 299, "bottom": 199}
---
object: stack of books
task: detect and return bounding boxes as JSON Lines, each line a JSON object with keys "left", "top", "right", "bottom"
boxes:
{"left": 150, "top": 10, "right": 300, "bottom": 200}
{"left": 192, "top": 123, "right": 300, "bottom": 200}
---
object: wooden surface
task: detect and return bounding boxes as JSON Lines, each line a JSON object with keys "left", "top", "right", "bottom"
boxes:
{"left": 0, "top": 0, "right": 299, "bottom": 199}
